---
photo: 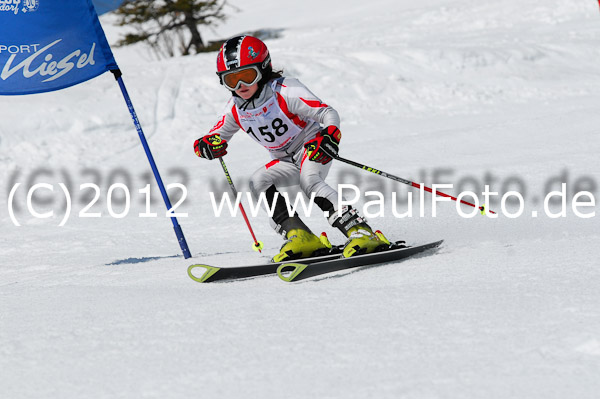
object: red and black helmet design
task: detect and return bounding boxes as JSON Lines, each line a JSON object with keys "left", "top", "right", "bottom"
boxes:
{"left": 216, "top": 35, "right": 272, "bottom": 82}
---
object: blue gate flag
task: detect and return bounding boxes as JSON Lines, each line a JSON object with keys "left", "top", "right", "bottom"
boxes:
{"left": 0, "top": 0, "right": 192, "bottom": 258}
{"left": 0, "top": 0, "right": 118, "bottom": 95}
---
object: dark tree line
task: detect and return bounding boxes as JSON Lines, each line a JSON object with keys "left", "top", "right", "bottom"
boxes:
{"left": 115, "top": 0, "right": 228, "bottom": 58}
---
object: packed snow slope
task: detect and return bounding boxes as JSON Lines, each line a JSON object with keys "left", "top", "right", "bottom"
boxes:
{"left": 1, "top": 1, "right": 600, "bottom": 398}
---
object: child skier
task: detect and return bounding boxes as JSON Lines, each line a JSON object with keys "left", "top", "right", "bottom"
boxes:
{"left": 194, "top": 35, "right": 389, "bottom": 261}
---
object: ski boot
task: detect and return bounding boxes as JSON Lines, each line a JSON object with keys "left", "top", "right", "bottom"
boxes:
{"left": 329, "top": 206, "right": 391, "bottom": 258}
{"left": 343, "top": 226, "right": 391, "bottom": 258}
{"left": 272, "top": 216, "right": 332, "bottom": 262}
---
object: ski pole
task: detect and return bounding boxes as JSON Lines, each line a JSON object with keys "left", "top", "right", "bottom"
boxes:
{"left": 334, "top": 155, "right": 496, "bottom": 215}
{"left": 219, "top": 158, "right": 265, "bottom": 252}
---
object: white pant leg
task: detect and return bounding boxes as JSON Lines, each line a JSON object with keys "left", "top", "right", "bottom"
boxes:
{"left": 248, "top": 157, "right": 300, "bottom": 199}
{"left": 248, "top": 157, "right": 303, "bottom": 234}
{"left": 298, "top": 150, "right": 341, "bottom": 212}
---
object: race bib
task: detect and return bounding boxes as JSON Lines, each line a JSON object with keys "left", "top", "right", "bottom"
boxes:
{"left": 236, "top": 95, "right": 304, "bottom": 151}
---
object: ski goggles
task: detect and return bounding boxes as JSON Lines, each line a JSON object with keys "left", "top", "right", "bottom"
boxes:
{"left": 220, "top": 66, "right": 262, "bottom": 91}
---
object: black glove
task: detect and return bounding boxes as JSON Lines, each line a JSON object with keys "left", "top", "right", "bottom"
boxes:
{"left": 304, "top": 126, "right": 341, "bottom": 164}
{"left": 194, "top": 134, "right": 228, "bottom": 160}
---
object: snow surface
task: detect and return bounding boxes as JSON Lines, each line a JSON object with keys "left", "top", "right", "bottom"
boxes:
{"left": 1, "top": 0, "right": 600, "bottom": 398}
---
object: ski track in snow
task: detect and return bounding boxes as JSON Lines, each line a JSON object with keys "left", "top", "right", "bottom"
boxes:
{"left": 1, "top": 0, "right": 600, "bottom": 398}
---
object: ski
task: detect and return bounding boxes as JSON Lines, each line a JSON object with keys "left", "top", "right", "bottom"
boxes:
{"left": 187, "top": 249, "right": 343, "bottom": 283}
{"left": 277, "top": 240, "right": 443, "bottom": 282}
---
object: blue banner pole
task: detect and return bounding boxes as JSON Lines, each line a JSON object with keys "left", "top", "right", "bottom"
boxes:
{"left": 111, "top": 69, "right": 192, "bottom": 259}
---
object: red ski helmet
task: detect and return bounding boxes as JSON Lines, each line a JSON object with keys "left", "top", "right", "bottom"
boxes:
{"left": 216, "top": 35, "right": 272, "bottom": 88}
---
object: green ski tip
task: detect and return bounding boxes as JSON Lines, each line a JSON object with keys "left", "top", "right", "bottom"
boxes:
{"left": 277, "top": 263, "right": 308, "bottom": 282}
{"left": 188, "top": 264, "right": 221, "bottom": 283}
